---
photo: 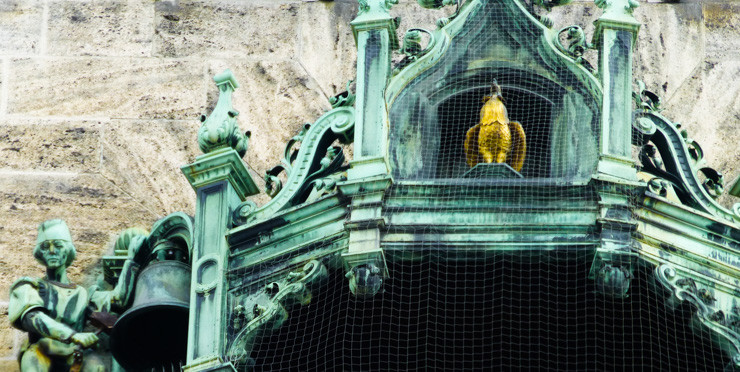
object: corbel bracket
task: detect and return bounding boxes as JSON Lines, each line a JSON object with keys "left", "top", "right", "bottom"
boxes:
{"left": 338, "top": 176, "right": 392, "bottom": 298}
{"left": 226, "top": 260, "right": 328, "bottom": 366}
{"left": 655, "top": 264, "right": 740, "bottom": 370}
{"left": 589, "top": 180, "right": 640, "bottom": 298}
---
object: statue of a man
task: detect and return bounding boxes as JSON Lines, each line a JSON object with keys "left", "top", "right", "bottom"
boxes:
{"left": 8, "top": 219, "right": 149, "bottom": 372}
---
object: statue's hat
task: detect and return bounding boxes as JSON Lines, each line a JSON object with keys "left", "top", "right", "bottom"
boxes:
{"left": 36, "top": 219, "right": 72, "bottom": 244}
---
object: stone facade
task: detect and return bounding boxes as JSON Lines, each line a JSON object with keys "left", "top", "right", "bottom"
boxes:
{"left": 0, "top": 0, "right": 738, "bottom": 370}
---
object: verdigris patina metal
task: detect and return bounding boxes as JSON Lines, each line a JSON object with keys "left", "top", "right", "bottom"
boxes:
{"left": 181, "top": 70, "right": 259, "bottom": 372}
{"left": 214, "top": 0, "right": 739, "bottom": 369}
{"left": 197, "top": 69, "right": 249, "bottom": 158}
{"left": 9, "top": 220, "right": 150, "bottom": 372}
{"left": 30, "top": 0, "right": 733, "bottom": 370}
{"left": 109, "top": 212, "right": 194, "bottom": 371}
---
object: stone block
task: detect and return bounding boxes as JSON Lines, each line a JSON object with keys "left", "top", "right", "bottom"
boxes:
{"left": 0, "top": 358, "right": 19, "bottom": 372}
{"left": 633, "top": 3, "right": 704, "bottom": 101}
{"left": 100, "top": 119, "right": 200, "bottom": 215}
{"left": 297, "top": 1, "right": 357, "bottom": 97}
{"left": 0, "top": 311, "right": 18, "bottom": 358}
{"left": 703, "top": 3, "right": 740, "bottom": 59}
{"left": 0, "top": 0, "right": 43, "bottom": 55}
{"left": 154, "top": 0, "right": 300, "bottom": 59}
{"left": 0, "top": 173, "right": 157, "bottom": 296}
{"left": 1, "top": 59, "right": 5, "bottom": 115}
{"left": 206, "top": 60, "right": 330, "bottom": 207}
{"left": 47, "top": 0, "right": 154, "bottom": 57}
{"left": 7, "top": 58, "right": 205, "bottom": 119}
{"left": 391, "top": 1, "right": 451, "bottom": 35}
{"left": 0, "top": 119, "right": 102, "bottom": 173}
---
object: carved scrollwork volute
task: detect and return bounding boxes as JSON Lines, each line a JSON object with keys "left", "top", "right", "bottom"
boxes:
{"left": 226, "top": 260, "right": 328, "bottom": 365}
{"left": 261, "top": 123, "right": 311, "bottom": 200}
{"left": 329, "top": 81, "right": 356, "bottom": 109}
{"left": 654, "top": 264, "right": 740, "bottom": 369}
{"left": 632, "top": 84, "right": 738, "bottom": 223}
{"left": 633, "top": 81, "right": 662, "bottom": 114}
{"left": 553, "top": 25, "right": 595, "bottom": 72}
{"left": 232, "top": 106, "right": 355, "bottom": 226}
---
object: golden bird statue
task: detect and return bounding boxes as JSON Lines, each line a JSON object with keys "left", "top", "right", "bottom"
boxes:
{"left": 464, "top": 80, "right": 526, "bottom": 172}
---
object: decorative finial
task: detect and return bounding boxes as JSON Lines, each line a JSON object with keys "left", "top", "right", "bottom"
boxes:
{"left": 197, "top": 69, "right": 250, "bottom": 158}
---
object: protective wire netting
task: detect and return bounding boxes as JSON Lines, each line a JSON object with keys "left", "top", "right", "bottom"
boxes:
{"left": 229, "top": 0, "right": 729, "bottom": 370}
{"left": 248, "top": 251, "right": 728, "bottom": 371}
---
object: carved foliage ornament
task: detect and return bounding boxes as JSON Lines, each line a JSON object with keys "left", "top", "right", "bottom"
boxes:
{"left": 227, "top": 260, "right": 328, "bottom": 364}
{"left": 521, "top": 0, "right": 573, "bottom": 28}
{"left": 358, "top": 0, "right": 398, "bottom": 15}
{"left": 197, "top": 69, "right": 250, "bottom": 158}
{"left": 393, "top": 28, "right": 436, "bottom": 76}
{"left": 553, "top": 25, "right": 596, "bottom": 72}
{"left": 655, "top": 265, "right": 740, "bottom": 368}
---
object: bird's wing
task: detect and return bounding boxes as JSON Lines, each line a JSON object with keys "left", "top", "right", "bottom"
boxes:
{"left": 464, "top": 123, "right": 482, "bottom": 168}
{"left": 507, "top": 121, "right": 526, "bottom": 172}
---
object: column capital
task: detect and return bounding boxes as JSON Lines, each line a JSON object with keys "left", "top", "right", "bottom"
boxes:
{"left": 181, "top": 148, "right": 258, "bottom": 201}
{"left": 593, "top": 0, "right": 640, "bottom": 47}
{"left": 351, "top": 0, "right": 399, "bottom": 49}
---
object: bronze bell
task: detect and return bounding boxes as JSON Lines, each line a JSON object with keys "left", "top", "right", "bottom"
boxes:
{"left": 110, "top": 212, "right": 193, "bottom": 370}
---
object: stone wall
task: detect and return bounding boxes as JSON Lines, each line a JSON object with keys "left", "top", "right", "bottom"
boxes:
{"left": 0, "top": 0, "right": 738, "bottom": 369}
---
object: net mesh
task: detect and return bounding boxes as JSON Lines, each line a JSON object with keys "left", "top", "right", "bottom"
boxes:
{"left": 245, "top": 250, "right": 728, "bottom": 371}
{"left": 227, "top": 1, "right": 729, "bottom": 370}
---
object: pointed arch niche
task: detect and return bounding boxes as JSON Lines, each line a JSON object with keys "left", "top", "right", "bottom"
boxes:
{"left": 388, "top": 0, "right": 602, "bottom": 183}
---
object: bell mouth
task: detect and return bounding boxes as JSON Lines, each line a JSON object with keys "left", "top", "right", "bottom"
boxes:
{"left": 110, "top": 261, "right": 191, "bottom": 370}
{"left": 111, "top": 303, "right": 189, "bottom": 370}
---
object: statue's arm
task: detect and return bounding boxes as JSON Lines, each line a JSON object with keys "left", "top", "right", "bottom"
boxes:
{"left": 9, "top": 281, "right": 94, "bottom": 346}
{"left": 90, "top": 234, "right": 148, "bottom": 311}
{"left": 21, "top": 311, "right": 99, "bottom": 348}
{"left": 107, "top": 259, "right": 140, "bottom": 309}
{"left": 9, "top": 281, "right": 49, "bottom": 337}
{"left": 20, "top": 309, "right": 76, "bottom": 342}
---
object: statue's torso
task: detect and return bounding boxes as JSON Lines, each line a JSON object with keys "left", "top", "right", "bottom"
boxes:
{"left": 8, "top": 277, "right": 90, "bottom": 336}
{"left": 38, "top": 280, "right": 89, "bottom": 331}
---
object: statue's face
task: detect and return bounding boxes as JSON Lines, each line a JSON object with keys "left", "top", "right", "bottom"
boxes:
{"left": 39, "top": 239, "right": 69, "bottom": 269}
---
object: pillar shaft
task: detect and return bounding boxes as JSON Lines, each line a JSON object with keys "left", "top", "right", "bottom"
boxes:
{"left": 347, "top": 0, "right": 398, "bottom": 180}
{"left": 182, "top": 148, "right": 257, "bottom": 371}
{"left": 593, "top": 2, "right": 640, "bottom": 181}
